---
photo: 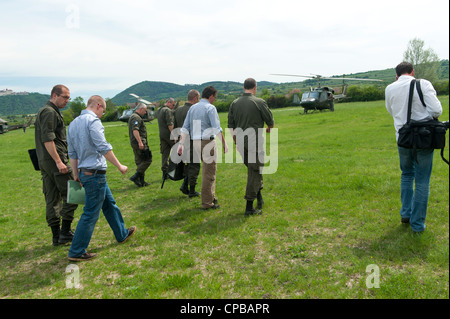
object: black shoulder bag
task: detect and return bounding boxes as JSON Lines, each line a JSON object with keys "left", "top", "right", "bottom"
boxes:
{"left": 397, "top": 79, "right": 449, "bottom": 165}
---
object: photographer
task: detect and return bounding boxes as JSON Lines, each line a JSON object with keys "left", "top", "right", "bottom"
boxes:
{"left": 385, "top": 62, "right": 443, "bottom": 233}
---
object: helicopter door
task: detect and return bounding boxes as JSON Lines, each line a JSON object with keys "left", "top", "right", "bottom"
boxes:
{"left": 318, "top": 91, "right": 328, "bottom": 103}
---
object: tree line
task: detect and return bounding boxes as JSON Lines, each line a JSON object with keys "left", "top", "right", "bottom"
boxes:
{"left": 60, "top": 77, "right": 448, "bottom": 125}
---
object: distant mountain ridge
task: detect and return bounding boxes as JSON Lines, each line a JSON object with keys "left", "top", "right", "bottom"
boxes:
{"left": 1, "top": 60, "right": 448, "bottom": 116}
{"left": 111, "top": 60, "right": 449, "bottom": 105}
{"left": 110, "top": 80, "right": 277, "bottom": 105}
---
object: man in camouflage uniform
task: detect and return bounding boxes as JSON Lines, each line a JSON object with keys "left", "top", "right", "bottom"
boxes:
{"left": 157, "top": 98, "right": 175, "bottom": 179}
{"left": 34, "top": 84, "right": 78, "bottom": 245}
{"left": 228, "top": 78, "right": 274, "bottom": 215}
{"left": 173, "top": 90, "right": 201, "bottom": 197}
{"left": 128, "top": 103, "right": 152, "bottom": 187}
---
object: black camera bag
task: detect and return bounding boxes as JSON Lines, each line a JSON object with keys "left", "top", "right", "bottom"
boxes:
{"left": 397, "top": 79, "right": 449, "bottom": 164}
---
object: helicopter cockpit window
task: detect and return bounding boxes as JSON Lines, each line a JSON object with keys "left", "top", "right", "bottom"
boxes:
{"left": 302, "top": 92, "right": 319, "bottom": 99}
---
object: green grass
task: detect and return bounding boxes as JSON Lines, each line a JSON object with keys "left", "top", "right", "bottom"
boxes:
{"left": 0, "top": 97, "right": 448, "bottom": 299}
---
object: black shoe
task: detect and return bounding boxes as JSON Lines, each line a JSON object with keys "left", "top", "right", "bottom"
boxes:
{"left": 245, "top": 208, "right": 262, "bottom": 216}
{"left": 59, "top": 230, "right": 74, "bottom": 245}
{"left": 202, "top": 204, "right": 220, "bottom": 210}
{"left": 189, "top": 191, "right": 200, "bottom": 198}
{"left": 401, "top": 218, "right": 410, "bottom": 224}
{"left": 130, "top": 173, "right": 143, "bottom": 187}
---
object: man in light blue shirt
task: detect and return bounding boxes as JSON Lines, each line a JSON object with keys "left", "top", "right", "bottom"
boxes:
{"left": 178, "top": 86, "right": 228, "bottom": 209}
{"left": 67, "top": 95, "right": 136, "bottom": 261}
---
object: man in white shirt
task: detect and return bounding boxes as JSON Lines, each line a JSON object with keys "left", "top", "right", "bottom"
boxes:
{"left": 385, "top": 62, "right": 443, "bottom": 233}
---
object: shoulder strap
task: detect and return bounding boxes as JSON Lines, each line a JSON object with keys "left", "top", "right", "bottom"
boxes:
{"left": 415, "top": 79, "right": 426, "bottom": 107}
{"left": 406, "top": 79, "right": 416, "bottom": 124}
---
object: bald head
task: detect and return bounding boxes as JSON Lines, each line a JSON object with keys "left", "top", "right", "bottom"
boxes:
{"left": 87, "top": 95, "right": 106, "bottom": 118}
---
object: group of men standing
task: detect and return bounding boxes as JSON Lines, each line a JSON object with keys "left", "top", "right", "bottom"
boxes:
{"left": 34, "top": 78, "right": 274, "bottom": 260}
{"left": 32, "top": 63, "right": 444, "bottom": 262}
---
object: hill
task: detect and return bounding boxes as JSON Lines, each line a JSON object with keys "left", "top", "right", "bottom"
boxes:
{"left": 0, "top": 93, "right": 50, "bottom": 116}
{"left": 110, "top": 80, "right": 276, "bottom": 105}
{"left": 111, "top": 60, "right": 449, "bottom": 105}
{"left": 1, "top": 60, "right": 448, "bottom": 115}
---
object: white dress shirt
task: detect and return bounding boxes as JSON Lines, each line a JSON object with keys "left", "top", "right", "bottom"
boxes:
{"left": 385, "top": 75, "right": 442, "bottom": 140}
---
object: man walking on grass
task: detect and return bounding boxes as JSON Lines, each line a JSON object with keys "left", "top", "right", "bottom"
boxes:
{"left": 385, "top": 62, "right": 442, "bottom": 233}
{"left": 228, "top": 78, "right": 274, "bottom": 216}
{"left": 67, "top": 95, "right": 136, "bottom": 261}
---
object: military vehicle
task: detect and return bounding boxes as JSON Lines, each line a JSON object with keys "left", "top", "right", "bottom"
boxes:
{"left": 271, "top": 74, "right": 383, "bottom": 114}
{"left": 0, "top": 117, "right": 33, "bottom": 134}
{"left": 119, "top": 94, "right": 156, "bottom": 122}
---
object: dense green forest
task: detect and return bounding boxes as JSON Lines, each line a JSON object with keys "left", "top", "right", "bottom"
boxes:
{"left": 0, "top": 93, "right": 49, "bottom": 117}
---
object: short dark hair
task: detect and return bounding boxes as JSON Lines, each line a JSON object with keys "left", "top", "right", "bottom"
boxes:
{"left": 244, "top": 78, "right": 257, "bottom": 90}
{"left": 51, "top": 84, "right": 69, "bottom": 97}
{"left": 395, "top": 62, "right": 414, "bottom": 77}
{"left": 202, "top": 86, "right": 217, "bottom": 99}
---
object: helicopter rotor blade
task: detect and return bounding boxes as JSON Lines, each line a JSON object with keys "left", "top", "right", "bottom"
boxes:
{"left": 322, "top": 77, "right": 383, "bottom": 82}
{"left": 138, "top": 98, "right": 152, "bottom": 105}
{"left": 271, "top": 74, "right": 382, "bottom": 82}
{"left": 129, "top": 93, "right": 140, "bottom": 99}
{"left": 270, "top": 74, "right": 315, "bottom": 79}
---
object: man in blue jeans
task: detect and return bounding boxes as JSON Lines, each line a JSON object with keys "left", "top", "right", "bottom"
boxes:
{"left": 67, "top": 95, "right": 136, "bottom": 261}
{"left": 385, "top": 62, "right": 443, "bottom": 233}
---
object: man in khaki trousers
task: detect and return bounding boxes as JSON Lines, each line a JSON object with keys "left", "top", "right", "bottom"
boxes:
{"left": 177, "top": 86, "right": 228, "bottom": 209}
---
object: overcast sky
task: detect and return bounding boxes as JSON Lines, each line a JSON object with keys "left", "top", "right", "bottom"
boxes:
{"left": 0, "top": 0, "right": 449, "bottom": 101}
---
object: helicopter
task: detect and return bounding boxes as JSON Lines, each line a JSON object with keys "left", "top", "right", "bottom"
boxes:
{"left": 271, "top": 74, "right": 383, "bottom": 114}
{"left": 119, "top": 93, "right": 156, "bottom": 122}
{"left": 0, "top": 116, "right": 33, "bottom": 134}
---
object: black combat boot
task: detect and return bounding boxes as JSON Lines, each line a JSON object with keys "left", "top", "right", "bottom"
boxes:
{"left": 139, "top": 173, "right": 149, "bottom": 187}
{"left": 256, "top": 190, "right": 264, "bottom": 210}
{"left": 59, "top": 220, "right": 74, "bottom": 245}
{"left": 245, "top": 200, "right": 262, "bottom": 216}
{"left": 130, "top": 172, "right": 143, "bottom": 187}
{"left": 180, "top": 177, "right": 189, "bottom": 195}
{"left": 188, "top": 184, "right": 200, "bottom": 198}
{"left": 51, "top": 225, "right": 61, "bottom": 246}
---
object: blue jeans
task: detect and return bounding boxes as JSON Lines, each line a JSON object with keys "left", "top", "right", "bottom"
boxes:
{"left": 68, "top": 172, "right": 129, "bottom": 258}
{"left": 398, "top": 146, "right": 434, "bottom": 232}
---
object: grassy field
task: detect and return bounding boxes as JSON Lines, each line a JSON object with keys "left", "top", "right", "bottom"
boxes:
{"left": 0, "top": 97, "right": 448, "bottom": 299}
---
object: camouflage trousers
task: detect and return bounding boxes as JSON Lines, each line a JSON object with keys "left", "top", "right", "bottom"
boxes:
{"left": 132, "top": 146, "right": 152, "bottom": 175}
{"left": 39, "top": 159, "right": 78, "bottom": 227}
{"left": 240, "top": 149, "right": 264, "bottom": 201}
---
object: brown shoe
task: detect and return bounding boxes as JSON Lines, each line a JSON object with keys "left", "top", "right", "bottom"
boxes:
{"left": 120, "top": 226, "right": 136, "bottom": 243}
{"left": 68, "top": 252, "right": 97, "bottom": 262}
